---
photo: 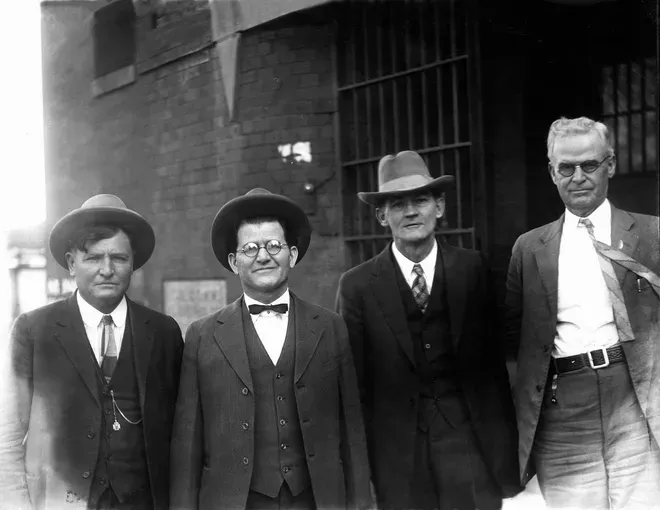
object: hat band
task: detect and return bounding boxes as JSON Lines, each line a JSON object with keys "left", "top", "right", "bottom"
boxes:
{"left": 379, "top": 174, "right": 433, "bottom": 193}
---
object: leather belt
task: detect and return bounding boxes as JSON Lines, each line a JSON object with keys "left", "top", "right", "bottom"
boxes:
{"left": 553, "top": 345, "right": 625, "bottom": 374}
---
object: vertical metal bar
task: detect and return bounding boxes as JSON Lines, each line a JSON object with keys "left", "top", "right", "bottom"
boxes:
{"left": 437, "top": 66, "right": 444, "bottom": 150}
{"left": 640, "top": 58, "right": 647, "bottom": 172}
{"left": 363, "top": 1, "right": 374, "bottom": 160}
{"left": 405, "top": 1, "right": 414, "bottom": 149}
{"left": 434, "top": 0, "right": 442, "bottom": 60}
{"left": 390, "top": 0, "right": 400, "bottom": 151}
{"left": 627, "top": 61, "right": 633, "bottom": 172}
{"left": 454, "top": 149, "right": 463, "bottom": 231}
{"left": 377, "top": 2, "right": 386, "bottom": 156}
{"left": 331, "top": 17, "right": 345, "bottom": 262}
{"left": 613, "top": 62, "right": 619, "bottom": 168}
{"left": 449, "top": 0, "right": 457, "bottom": 57}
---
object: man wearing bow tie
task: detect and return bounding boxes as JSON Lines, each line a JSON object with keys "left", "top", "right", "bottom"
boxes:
{"left": 169, "top": 188, "right": 371, "bottom": 510}
{"left": 505, "top": 117, "right": 660, "bottom": 508}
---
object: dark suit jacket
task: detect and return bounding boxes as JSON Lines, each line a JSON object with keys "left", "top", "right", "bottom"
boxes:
{"left": 0, "top": 294, "right": 184, "bottom": 510}
{"left": 504, "top": 206, "right": 660, "bottom": 486}
{"left": 169, "top": 293, "right": 372, "bottom": 510}
{"left": 336, "top": 240, "right": 520, "bottom": 509}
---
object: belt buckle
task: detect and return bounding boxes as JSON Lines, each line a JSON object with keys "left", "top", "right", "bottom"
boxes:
{"left": 587, "top": 348, "right": 610, "bottom": 369}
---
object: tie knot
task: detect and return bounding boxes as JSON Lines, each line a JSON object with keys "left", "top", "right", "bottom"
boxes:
{"left": 580, "top": 218, "right": 595, "bottom": 235}
{"left": 101, "top": 315, "right": 114, "bottom": 326}
{"left": 413, "top": 264, "right": 424, "bottom": 276}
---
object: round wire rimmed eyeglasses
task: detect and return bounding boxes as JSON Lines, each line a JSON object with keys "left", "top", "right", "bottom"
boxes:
{"left": 236, "top": 240, "right": 289, "bottom": 258}
{"left": 552, "top": 155, "right": 611, "bottom": 178}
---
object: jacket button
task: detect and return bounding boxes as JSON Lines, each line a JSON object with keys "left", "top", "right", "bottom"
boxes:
{"left": 424, "top": 343, "right": 431, "bottom": 349}
{"left": 241, "top": 388, "right": 249, "bottom": 396}
{"left": 87, "top": 431, "right": 95, "bottom": 439}
{"left": 104, "top": 409, "right": 111, "bottom": 415}
{"left": 280, "top": 443, "right": 288, "bottom": 450}
{"left": 536, "top": 384, "right": 543, "bottom": 392}
{"left": 242, "top": 457, "right": 249, "bottom": 465}
{"left": 409, "top": 397, "right": 416, "bottom": 406}
{"left": 242, "top": 422, "right": 249, "bottom": 431}
{"left": 276, "top": 373, "right": 283, "bottom": 379}
{"left": 283, "top": 466, "right": 290, "bottom": 473}
{"left": 543, "top": 345, "right": 550, "bottom": 353}
{"left": 279, "top": 419, "right": 287, "bottom": 426}
{"left": 277, "top": 396, "right": 284, "bottom": 401}
{"left": 82, "top": 471, "right": 90, "bottom": 479}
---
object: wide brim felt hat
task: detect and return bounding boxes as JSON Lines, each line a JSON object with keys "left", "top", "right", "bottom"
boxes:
{"left": 211, "top": 188, "right": 312, "bottom": 271}
{"left": 49, "top": 194, "right": 155, "bottom": 270}
{"left": 358, "top": 150, "right": 455, "bottom": 206}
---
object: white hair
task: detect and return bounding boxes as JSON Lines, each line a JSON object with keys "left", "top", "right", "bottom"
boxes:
{"left": 547, "top": 116, "right": 615, "bottom": 163}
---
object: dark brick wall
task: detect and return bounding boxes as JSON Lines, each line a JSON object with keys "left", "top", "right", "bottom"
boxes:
{"left": 42, "top": 3, "right": 343, "bottom": 314}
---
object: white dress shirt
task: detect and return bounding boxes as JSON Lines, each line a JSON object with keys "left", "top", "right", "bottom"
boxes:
{"left": 391, "top": 239, "right": 437, "bottom": 294}
{"left": 244, "top": 289, "right": 290, "bottom": 365}
{"left": 77, "top": 291, "right": 128, "bottom": 364}
{"left": 553, "top": 199, "right": 619, "bottom": 358}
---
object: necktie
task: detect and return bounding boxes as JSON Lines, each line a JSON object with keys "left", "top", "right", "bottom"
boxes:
{"left": 580, "top": 218, "right": 635, "bottom": 342}
{"left": 101, "top": 315, "right": 118, "bottom": 383}
{"left": 412, "top": 264, "right": 429, "bottom": 312}
{"left": 248, "top": 303, "right": 289, "bottom": 315}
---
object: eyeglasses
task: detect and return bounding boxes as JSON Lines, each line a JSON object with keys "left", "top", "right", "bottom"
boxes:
{"left": 236, "top": 240, "right": 289, "bottom": 258}
{"left": 553, "top": 155, "right": 611, "bottom": 178}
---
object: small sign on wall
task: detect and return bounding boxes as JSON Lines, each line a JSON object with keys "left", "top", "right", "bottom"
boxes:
{"left": 163, "top": 279, "right": 227, "bottom": 336}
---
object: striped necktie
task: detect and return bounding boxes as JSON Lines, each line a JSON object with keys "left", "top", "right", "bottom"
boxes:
{"left": 580, "top": 218, "right": 635, "bottom": 342}
{"left": 412, "top": 264, "right": 429, "bottom": 312}
{"left": 101, "top": 315, "right": 118, "bottom": 383}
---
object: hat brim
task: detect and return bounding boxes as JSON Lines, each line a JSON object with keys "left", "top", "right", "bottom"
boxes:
{"left": 211, "top": 194, "right": 312, "bottom": 271}
{"left": 49, "top": 207, "right": 155, "bottom": 270}
{"left": 357, "top": 175, "right": 455, "bottom": 206}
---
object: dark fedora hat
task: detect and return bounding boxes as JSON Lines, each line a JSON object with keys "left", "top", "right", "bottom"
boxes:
{"left": 358, "top": 150, "right": 455, "bottom": 206}
{"left": 211, "top": 188, "right": 312, "bottom": 272}
{"left": 49, "top": 194, "right": 155, "bottom": 270}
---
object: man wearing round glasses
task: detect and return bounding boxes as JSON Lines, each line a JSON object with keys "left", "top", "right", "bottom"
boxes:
{"left": 170, "top": 188, "right": 371, "bottom": 510}
{"left": 505, "top": 117, "right": 660, "bottom": 508}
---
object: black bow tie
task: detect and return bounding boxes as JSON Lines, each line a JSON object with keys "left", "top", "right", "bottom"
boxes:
{"left": 248, "top": 303, "right": 288, "bottom": 315}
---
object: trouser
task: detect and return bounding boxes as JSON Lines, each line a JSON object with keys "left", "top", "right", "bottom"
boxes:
{"left": 90, "top": 487, "right": 153, "bottom": 510}
{"left": 246, "top": 483, "right": 316, "bottom": 510}
{"left": 532, "top": 360, "right": 660, "bottom": 509}
{"left": 410, "top": 396, "right": 501, "bottom": 510}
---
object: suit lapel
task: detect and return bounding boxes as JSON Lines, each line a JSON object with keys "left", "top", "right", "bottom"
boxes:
{"left": 292, "top": 294, "right": 323, "bottom": 383}
{"left": 533, "top": 216, "right": 563, "bottom": 323}
{"left": 213, "top": 298, "right": 253, "bottom": 392}
{"left": 128, "top": 300, "right": 154, "bottom": 410}
{"left": 370, "top": 246, "right": 415, "bottom": 367}
{"left": 610, "top": 207, "right": 651, "bottom": 413}
{"left": 54, "top": 294, "right": 101, "bottom": 407}
{"left": 610, "top": 206, "right": 640, "bottom": 286}
{"left": 440, "top": 243, "right": 465, "bottom": 350}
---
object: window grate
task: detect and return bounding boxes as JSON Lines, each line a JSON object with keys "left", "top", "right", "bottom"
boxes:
{"left": 336, "top": 0, "right": 478, "bottom": 268}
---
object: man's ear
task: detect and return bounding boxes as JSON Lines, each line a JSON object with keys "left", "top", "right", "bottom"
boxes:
{"left": 376, "top": 207, "right": 388, "bottom": 227}
{"left": 228, "top": 253, "right": 239, "bottom": 275}
{"left": 607, "top": 154, "right": 617, "bottom": 178}
{"left": 435, "top": 196, "right": 445, "bottom": 219}
{"left": 65, "top": 252, "right": 76, "bottom": 277}
{"left": 288, "top": 246, "right": 299, "bottom": 268}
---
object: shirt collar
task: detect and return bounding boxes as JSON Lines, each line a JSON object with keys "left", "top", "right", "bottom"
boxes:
{"left": 391, "top": 239, "right": 437, "bottom": 278}
{"left": 243, "top": 289, "right": 291, "bottom": 312}
{"left": 76, "top": 291, "right": 128, "bottom": 328}
{"left": 563, "top": 198, "right": 611, "bottom": 232}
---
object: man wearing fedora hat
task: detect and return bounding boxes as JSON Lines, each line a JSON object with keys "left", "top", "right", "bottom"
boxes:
{"left": 0, "top": 194, "right": 184, "bottom": 510}
{"left": 336, "top": 151, "right": 520, "bottom": 509}
{"left": 169, "top": 188, "right": 371, "bottom": 510}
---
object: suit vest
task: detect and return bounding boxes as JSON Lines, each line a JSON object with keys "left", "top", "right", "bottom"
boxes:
{"left": 88, "top": 320, "right": 151, "bottom": 506}
{"left": 243, "top": 302, "right": 311, "bottom": 498}
{"left": 393, "top": 249, "right": 469, "bottom": 429}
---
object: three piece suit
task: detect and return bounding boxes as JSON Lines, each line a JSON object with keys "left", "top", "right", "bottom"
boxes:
{"left": 0, "top": 294, "right": 184, "bottom": 509}
{"left": 337, "top": 239, "right": 519, "bottom": 509}
{"left": 169, "top": 293, "right": 371, "bottom": 510}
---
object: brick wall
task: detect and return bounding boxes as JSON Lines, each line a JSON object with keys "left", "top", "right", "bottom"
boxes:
{"left": 43, "top": 2, "right": 343, "bottom": 315}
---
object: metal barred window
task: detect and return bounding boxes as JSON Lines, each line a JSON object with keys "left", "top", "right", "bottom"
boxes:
{"left": 601, "top": 58, "right": 658, "bottom": 174}
{"left": 336, "top": 0, "right": 481, "bottom": 268}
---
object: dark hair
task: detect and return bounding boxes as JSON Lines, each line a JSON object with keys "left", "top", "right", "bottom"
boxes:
{"left": 232, "top": 216, "right": 296, "bottom": 253}
{"left": 66, "top": 225, "right": 135, "bottom": 255}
